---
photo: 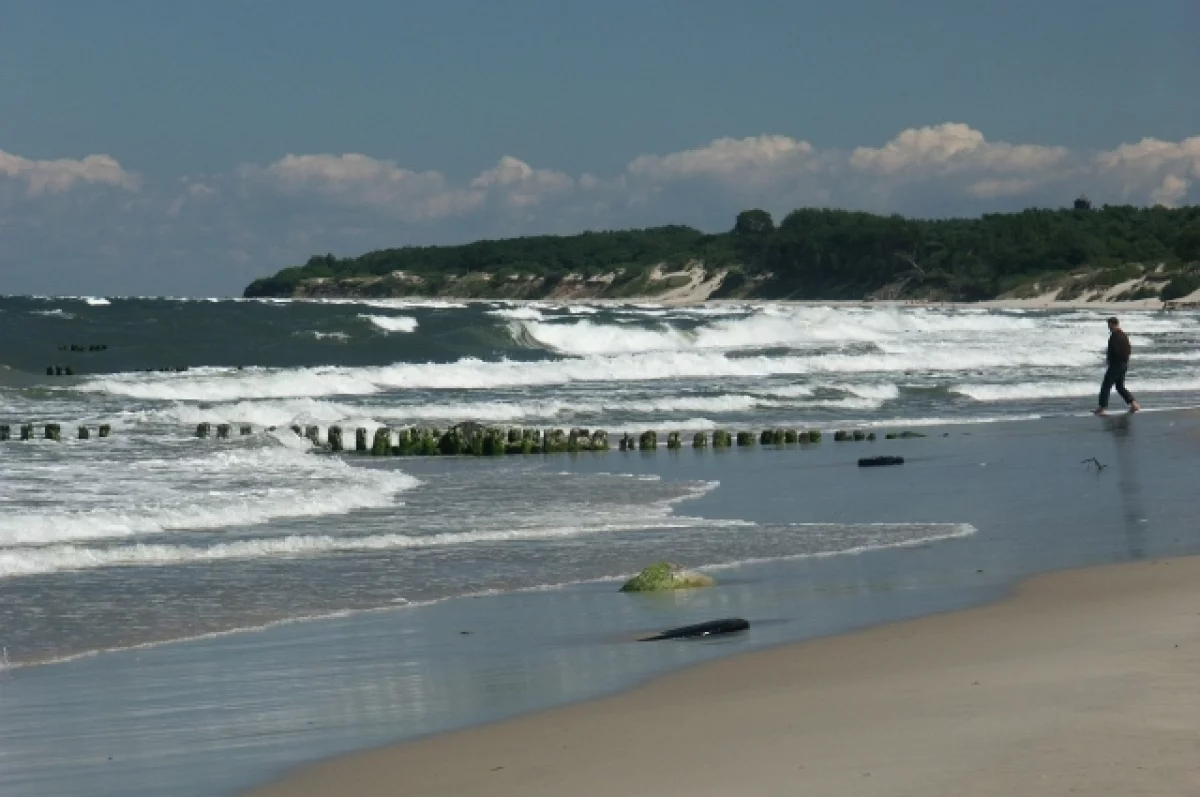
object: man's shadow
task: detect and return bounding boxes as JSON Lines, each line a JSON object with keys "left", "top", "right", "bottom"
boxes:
{"left": 1102, "top": 414, "right": 1146, "bottom": 560}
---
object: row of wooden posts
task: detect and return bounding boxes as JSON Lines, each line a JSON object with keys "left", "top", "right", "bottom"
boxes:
{"left": 0, "top": 423, "right": 112, "bottom": 441}
{"left": 193, "top": 422, "right": 926, "bottom": 455}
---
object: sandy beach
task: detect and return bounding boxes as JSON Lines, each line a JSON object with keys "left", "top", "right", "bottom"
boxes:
{"left": 248, "top": 556, "right": 1200, "bottom": 797}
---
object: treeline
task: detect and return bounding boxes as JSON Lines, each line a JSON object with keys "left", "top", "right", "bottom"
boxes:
{"left": 243, "top": 226, "right": 736, "bottom": 297}
{"left": 733, "top": 205, "right": 1200, "bottom": 300}
{"left": 244, "top": 204, "right": 1200, "bottom": 300}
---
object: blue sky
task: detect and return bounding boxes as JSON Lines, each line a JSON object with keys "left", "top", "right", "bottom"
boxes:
{"left": 1, "top": 0, "right": 1198, "bottom": 296}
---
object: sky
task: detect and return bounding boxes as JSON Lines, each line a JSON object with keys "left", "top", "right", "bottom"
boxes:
{"left": 1, "top": 0, "right": 1198, "bottom": 297}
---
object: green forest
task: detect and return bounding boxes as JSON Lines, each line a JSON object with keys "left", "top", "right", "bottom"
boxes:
{"left": 243, "top": 204, "right": 1200, "bottom": 302}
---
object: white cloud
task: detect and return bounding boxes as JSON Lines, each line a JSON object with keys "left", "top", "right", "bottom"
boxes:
{"left": 965, "top": 177, "right": 1044, "bottom": 199}
{"left": 469, "top": 156, "right": 574, "bottom": 208}
{"left": 1151, "top": 174, "right": 1191, "bottom": 207}
{"left": 1095, "top": 135, "right": 1200, "bottom": 172}
{"left": 627, "top": 134, "right": 814, "bottom": 181}
{"left": 0, "top": 149, "right": 139, "bottom": 194}
{"left": 1093, "top": 136, "right": 1200, "bottom": 205}
{"left": 3, "top": 125, "right": 1198, "bottom": 296}
{"left": 850, "top": 123, "right": 1068, "bottom": 177}
{"left": 244, "top": 153, "right": 475, "bottom": 221}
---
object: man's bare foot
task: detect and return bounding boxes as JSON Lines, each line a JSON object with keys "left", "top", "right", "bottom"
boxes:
{"left": 1129, "top": 401, "right": 1141, "bottom": 413}
{"left": 1093, "top": 408, "right": 1108, "bottom": 416}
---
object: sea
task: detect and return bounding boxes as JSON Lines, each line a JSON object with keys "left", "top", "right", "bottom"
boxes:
{"left": 2, "top": 296, "right": 1199, "bottom": 796}
{"left": 2, "top": 296, "right": 1199, "bottom": 667}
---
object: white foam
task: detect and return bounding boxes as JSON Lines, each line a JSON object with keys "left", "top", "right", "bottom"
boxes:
{"left": 308, "top": 298, "right": 467, "bottom": 310}
{"left": 1140, "top": 351, "right": 1200, "bottom": 362}
{"left": 825, "top": 382, "right": 901, "bottom": 401}
{"left": 153, "top": 398, "right": 376, "bottom": 428}
{"left": 487, "top": 306, "right": 546, "bottom": 320}
{"left": 78, "top": 344, "right": 1104, "bottom": 402}
{"left": 84, "top": 297, "right": 111, "bottom": 306}
{"left": 358, "top": 314, "right": 418, "bottom": 333}
{"left": 511, "top": 305, "right": 1064, "bottom": 357}
{"left": 31, "top": 309, "right": 75, "bottom": 319}
{"left": 704, "top": 523, "right": 978, "bottom": 570}
{"left": 513, "top": 319, "right": 694, "bottom": 354}
{"left": 0, "top": 480, "right": 730, "bottom": 577}
{"left": 296, "top": 330, "right": 351, "bottom": 341}
{"left": 150, "top": 393, "right": 785, "bottom": 428}
{"left": 1, "top": 519, "right": 725, "bottom": 577}
{"left": 953, "top": 377, "right": 1200, "bottom": 402}
{"left": 0, "top": 446, "right": 418, "bottom": 547}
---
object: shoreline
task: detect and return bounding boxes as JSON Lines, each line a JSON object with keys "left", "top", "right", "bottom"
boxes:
{"left": 264, "top": 293, "right": 1196, "bottom": 310}
{"left": 245, "top": 555, "right": 1200, "bottom": 796}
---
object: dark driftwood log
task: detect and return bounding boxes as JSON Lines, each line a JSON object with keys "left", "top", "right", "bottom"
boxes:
{"left": 640, "top": 618, "right": 750, "bottom": 641}
{"left": 858, "top": 455, "right": 904, "bottom": 468}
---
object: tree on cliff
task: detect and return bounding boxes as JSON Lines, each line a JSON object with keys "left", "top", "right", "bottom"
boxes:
{"left": 733, "top": 209, "right": 775, "bottom": 236}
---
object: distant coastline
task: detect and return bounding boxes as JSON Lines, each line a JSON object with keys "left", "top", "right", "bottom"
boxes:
{"left": 243, "top": 204, "right": 1200, "bottom": 307}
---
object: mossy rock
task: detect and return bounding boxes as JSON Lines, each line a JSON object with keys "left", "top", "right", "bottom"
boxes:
{"left": 712, "top": 430, "right": 732, "bottom": 447}
{"left": 783, "top": 429, "right": 798, "bottom": 444}
{"left": 693, "top": 431, "right": 709, "bottom": 448}
{"left": 736, "top": 431, "right": 755, "bottom": 446}
{"left": 619, "top": 562, "right": 716, "bottom": 592}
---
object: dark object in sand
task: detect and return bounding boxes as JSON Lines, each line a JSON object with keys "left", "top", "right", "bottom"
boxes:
{"left": 641, "top": 618, "right": 750, "bottom": 641}
{"left": 859, "top": 455, "right": 904, "bottom": 468}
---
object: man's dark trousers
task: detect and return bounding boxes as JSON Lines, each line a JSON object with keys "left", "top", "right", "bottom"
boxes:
{"left": 1099, "top": 363, "right": 1134, "bottom": 409}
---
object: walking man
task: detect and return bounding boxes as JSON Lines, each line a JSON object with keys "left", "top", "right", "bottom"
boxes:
{"left": 1095, "top": 317, "right": 1140, "bottom": 415}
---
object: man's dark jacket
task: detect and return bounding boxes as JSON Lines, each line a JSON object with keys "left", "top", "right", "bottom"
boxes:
{"left": 1107, "top": 329, "right": 1131, "bottom": 366}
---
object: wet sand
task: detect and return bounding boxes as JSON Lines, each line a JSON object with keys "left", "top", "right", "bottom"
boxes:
{"left": 247, "top": 556, "right": 1200, "bottom": 797}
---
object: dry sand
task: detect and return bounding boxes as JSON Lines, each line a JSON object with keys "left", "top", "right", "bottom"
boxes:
{"left": 246, "top": 557, "right": 1200, "bottom": 796}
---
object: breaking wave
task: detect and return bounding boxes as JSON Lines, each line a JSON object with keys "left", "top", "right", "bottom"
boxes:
{"left": 358, "top": 314, "right": 418, "bottom": 333}
{"left": 78, "top": 347, "right": 1102, "bottom": 402}
{"left": 0, "top": 446, "right": 419, "bottom": 548}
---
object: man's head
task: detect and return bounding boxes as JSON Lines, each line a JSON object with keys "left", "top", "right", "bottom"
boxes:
{"left": 1107, "top": 317, "right": 1120, "bottom": 330}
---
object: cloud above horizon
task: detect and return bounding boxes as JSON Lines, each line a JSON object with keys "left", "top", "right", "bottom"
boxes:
{"left": 2, "top": 123, "right": 1198, "bottom": 296}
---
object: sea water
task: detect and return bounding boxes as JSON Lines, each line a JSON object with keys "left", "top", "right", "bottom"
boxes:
{"left": 2, "top": 297, "right": 1200, "bottom": 796}
{"left": 2, "top": 297, "right": 1199, "bottom": 667}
